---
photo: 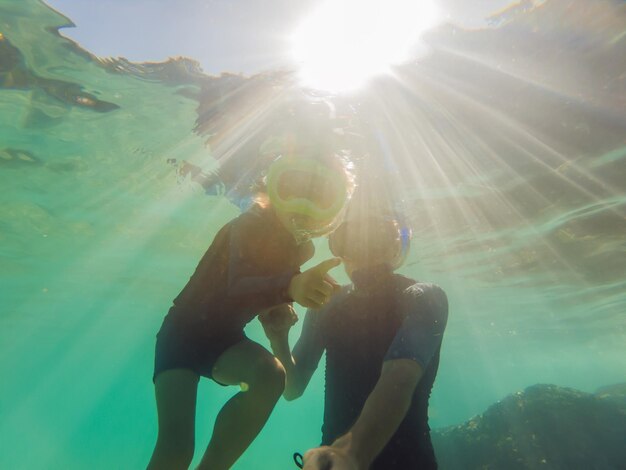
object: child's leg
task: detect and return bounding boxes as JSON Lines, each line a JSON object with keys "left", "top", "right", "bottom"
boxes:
{"left": 148, "top": 369, "right": 200, "bottom": 470}
{"left": 197, "top": 339, "right": 286, "bottom": 470}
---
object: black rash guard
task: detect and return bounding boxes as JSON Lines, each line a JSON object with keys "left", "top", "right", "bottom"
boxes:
{"left": 293, "top": 268, "right": 448, "bottom": 469}
{"left": 154, "top": 204, "right": 312, "bottom": 381}
{"left": 172, "top": 204, "right": 306, "bottom": 331}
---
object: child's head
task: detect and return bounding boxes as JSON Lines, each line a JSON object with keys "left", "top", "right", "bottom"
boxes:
{"left": 266, "top": 151, "right": 354, "bottom": 243}
{"left": 256, "top": 91, "right": 359, "bottom": 242}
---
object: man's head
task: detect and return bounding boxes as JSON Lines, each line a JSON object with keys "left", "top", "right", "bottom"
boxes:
{"left": 328, "top": 215, "right": 411, "bottom": 280}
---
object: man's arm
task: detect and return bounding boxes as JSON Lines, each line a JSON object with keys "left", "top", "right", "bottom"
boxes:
{"left": 303, "top": 360, "right": 422, "bottom": 470}
{"left": 331, "top": 359, "right": 423, "bottom": 468}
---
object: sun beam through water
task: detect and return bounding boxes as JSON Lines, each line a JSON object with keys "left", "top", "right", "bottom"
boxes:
{"left": 291, "top": 0, "right": 441, "bottom": 92}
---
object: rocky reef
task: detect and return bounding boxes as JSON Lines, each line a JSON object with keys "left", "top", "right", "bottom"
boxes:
{"left": 432, "top": 384, "right": 626, "bottom": 469}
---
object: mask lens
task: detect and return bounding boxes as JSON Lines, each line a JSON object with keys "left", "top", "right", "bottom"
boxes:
{"left": 276, "top": 170, "right": 340, "bottom": 210}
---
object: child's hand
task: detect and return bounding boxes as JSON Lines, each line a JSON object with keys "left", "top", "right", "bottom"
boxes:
{"left": 177, "top": 160, "right": 202, "bottom": 180}
{"left": 259, "top": 304, "right": 298, "bottom": 340}
{"left": 288, "top": 258, "right": 342, "bottom": 309}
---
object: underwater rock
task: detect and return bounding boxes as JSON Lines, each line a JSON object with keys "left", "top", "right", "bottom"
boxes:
{"left": 595, "top": 382, "right": 626, "bottom": 408}
{"left": 432, "top": 384, "right": 626, "bottom": 469}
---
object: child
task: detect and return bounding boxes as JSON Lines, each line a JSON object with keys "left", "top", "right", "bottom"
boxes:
{"left": 148, "top": 142, "right": 353, "bottom": 470}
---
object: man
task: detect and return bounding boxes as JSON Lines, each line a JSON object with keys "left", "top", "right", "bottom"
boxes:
{"left": 261, "top": 215, "right": 449, "bottom": 469}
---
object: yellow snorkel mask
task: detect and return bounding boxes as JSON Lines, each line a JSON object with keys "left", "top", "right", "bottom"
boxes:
{"left": 267, "top": 155, "right": 349, "bottom": 242}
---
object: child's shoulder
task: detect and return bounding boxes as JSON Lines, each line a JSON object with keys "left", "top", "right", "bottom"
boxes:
{"left": 230, "top": 204, "right": 280, "bottom": 238}
{"left": 235, "top": 204, "right": 270, "bottom": 225}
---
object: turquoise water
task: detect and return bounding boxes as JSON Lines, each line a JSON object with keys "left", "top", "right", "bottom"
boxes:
{"left": 1, "top": 0, "right": 625, "bottom": 468}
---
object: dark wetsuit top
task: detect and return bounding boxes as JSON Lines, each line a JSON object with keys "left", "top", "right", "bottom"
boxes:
{"left": 154, "top": 204, "right": 310, "bottom": 380}
{"left": 293, "top": 267, "right": 448, "bottom": 469}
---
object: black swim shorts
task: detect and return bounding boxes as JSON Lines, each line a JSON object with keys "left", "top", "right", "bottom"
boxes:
{"left": 153, "top": 307, "right": 246, "bottom": 383}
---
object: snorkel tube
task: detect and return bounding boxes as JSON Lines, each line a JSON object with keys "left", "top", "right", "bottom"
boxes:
{"left": 392, "top": 212, "right": 412, "bottom": 270}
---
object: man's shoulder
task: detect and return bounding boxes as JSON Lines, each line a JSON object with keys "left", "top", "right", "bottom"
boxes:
{"left": 400, "top": 280, "right": 449, "bottom": 321}
{"left": 392, "top": 273, "right": 418, "bottom": 289}
{"left": 392, "top": 275, "right": 443, "bottom": 298}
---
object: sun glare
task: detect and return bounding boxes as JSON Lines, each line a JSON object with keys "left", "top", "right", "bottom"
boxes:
{"left": 291, "top": 0, "right": 441, "bottom": 92}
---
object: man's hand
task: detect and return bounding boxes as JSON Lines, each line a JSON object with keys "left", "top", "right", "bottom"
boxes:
{"left": 302, "top": 446, "right": 358, "bottom": 470}
{"left": 258, "top": 304, "right": 298, "bottom": 341}
{"left": 288, "top": 258, "right": 342, "bottom": 309}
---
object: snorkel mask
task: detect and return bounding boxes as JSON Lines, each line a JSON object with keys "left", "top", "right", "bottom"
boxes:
{"left": 267, "top": 155, "right": 349, "bottom": 243}
{"left": 329, "top": 216, "right": 412, "bottom": 270}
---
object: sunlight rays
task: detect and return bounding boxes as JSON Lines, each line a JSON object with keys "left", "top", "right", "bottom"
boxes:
{"left": 401, "top": 58, "right": 624, "bottom": 212}
{"left": 291, "top": 0, "right": 440, "bottom": 92}
{"left": 418, "top": 44, "right": 626, "bottom": 201}
{"left": 358, "top": 71, "right": 605, "bottom": 288}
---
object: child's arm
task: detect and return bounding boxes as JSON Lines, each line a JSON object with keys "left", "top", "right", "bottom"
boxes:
{"left": 261, "top": 305, "right": 326, "bottom": 400}
{"left": 226, "top": 215, "right": 300, "bottom": 310}
{"left": 177, "top": 160, "right": 221, "bottom": 193}
{"left": 227, "top": 213, "right": 340, "bottom": 311}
